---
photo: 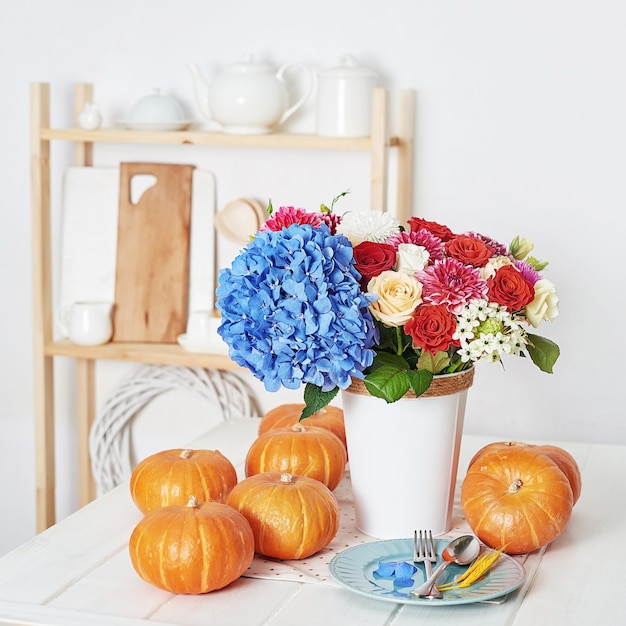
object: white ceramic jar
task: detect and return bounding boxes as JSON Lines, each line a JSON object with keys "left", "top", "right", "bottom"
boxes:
{"left": 316, "top": 55, "right": 377, "bottom": 138}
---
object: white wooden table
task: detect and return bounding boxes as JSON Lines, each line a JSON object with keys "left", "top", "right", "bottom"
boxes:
{"left": 0, "top": 417, "right": 623, "bottom": 626}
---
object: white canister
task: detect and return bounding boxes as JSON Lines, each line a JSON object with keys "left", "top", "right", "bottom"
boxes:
{"left": 316, "top": 55, "right": 377, "bottom": 138}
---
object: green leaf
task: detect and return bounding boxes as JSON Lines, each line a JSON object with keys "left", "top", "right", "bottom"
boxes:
{"left": 526, "top": 333, "right": 560, "bottom": 374}
{"left": 406, "top": 369, "right": 434, "bottom": 397}
{"left": 417, "top": 350, "right": 450, "bottom": 374}
{"left": 526, "top": 256, "right": 549, "bottom": 271}
{"left": 374, "top": 323, "right": 401, "bottom": 352}
{"left": 301, "top": 384, "right": 339, "bottom": 420}
{"left": 371, "top": 351, "right": 410, "bottom": 370}
{"left": 364, "top": 364, "right": 411, "bottom": 403}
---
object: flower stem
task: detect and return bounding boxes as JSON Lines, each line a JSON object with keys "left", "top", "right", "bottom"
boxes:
{"left": 396, "top": 326, "right": 403, "bottom": 356}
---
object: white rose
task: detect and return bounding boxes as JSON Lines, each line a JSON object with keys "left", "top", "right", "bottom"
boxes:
{"left": 525, "top": 279, "right": 559, "bottom": 328}
{"left": 510, "top": 236, "right": 535, "bottom": 260}
{"left": 367, "top": 270, "right": 423, "bottom": 327}
{"left": 395, "top": 243, "right": 429, "bottom": 274}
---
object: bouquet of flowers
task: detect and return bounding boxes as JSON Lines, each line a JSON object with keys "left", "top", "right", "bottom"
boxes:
{"left": 216, "top": 199, "right": 560, "bottom": 418}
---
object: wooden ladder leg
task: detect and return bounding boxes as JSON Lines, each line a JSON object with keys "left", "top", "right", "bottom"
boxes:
{"left": 369, "top": 88, "right": 389, "bottom": 211}
{"left": 73, "top": 84, "right": 93, "bottom": 166}
{"left": 31, "top": 83, "right": 56, "bottom": 531}
{"left": 396, "top": 89, "right": 416, "bottom": 223}
{"left": 77, "top": 358, "right": 97, "bottom": 505}
{"left": 74, "top": 84, "right": 97, "bottom": 506}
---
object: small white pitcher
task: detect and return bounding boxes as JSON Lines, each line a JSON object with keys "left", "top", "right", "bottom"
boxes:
{"left": 58, "top": 301, "right": 113, "bottom": 346}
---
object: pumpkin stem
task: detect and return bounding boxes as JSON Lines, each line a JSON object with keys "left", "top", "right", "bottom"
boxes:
{"left": 291, "top": 424, "right": 306, "bottom": 433}
{"left": 186, "top": 495, "right": 199, "bottom": 508}
{"left": 280, "top": 473, "right": 294, "bottom": 484}
{"left": 180, "top": 449, "right": 192, "bottom": 459}
{"left": 508, "top": 478, "right": 523, "bottom": 494}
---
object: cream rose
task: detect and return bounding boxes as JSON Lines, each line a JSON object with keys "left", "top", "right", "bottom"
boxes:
{"left": 395, "top": 243, "right": 429, "bottom": 274}
{"left": 525, "top": 279, "right": 559, "bottom": 328}
{"left": 480, "top": 255, "right": 513, "bottom": 281}
{"left": 367, "top": 270, "right": 423, "bottom": 327}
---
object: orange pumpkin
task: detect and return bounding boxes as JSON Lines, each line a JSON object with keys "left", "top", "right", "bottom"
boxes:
{"left": 468, "top": 441, "right": 581, "bottom": 504}
{"left": 258, "top": 403, "right": 347, "bottom": 451}
{"left": 226, "top": 472, "right": 340, "bottom": 559}
{"left": 461, "top": 446, "right": 573, "bottom": 554}
{"left": 534, "top": 445, "right": 582, "bottom": 505}
{"left": 245, "top": 424, "right": 347, "bottom": 490}
{"left": 129, "top": 496, "right": 254, "bottom": 594}
{"left": 130, "top": 448, "right": 238, "bottom": 513}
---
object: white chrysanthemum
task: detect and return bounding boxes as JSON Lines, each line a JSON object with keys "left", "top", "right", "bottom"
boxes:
{"left": 336, "top": 210, "right": 401, "bottom": 246}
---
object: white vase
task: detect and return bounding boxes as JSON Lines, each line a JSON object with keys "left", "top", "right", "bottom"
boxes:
{"left": 341, "top": 368, "right": 474, "bottom": 539}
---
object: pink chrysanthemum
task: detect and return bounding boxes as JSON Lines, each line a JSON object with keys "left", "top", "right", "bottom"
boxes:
{"left": 462, "top": 231, "right": 508, "bottom": 257}
{"left": 416, "top": 257, "right": 488, "bottom": 314}
{"left": 385, "top": 229, "right": 445, "bottom": 263}
{"left": 319, "top": 211, "right": 342, "bottom": 235}
{"left": 514, "top": 260, "right": 542, "bottom": 285}
{"left": 262, "top": 206, "right": 323, "bottom": 232}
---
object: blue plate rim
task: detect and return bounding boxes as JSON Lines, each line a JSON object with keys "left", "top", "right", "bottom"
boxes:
{"left": 329, "top": 537, "right": 526, "bottom": 606}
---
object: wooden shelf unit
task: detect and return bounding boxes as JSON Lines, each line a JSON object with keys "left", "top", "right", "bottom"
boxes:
{"left": 30, "top": 82, "right": 415, "bottom": 531}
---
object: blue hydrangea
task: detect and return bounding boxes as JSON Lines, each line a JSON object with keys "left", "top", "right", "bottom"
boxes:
{"left": 216, "top": 223, "right": 378, "bottom": 393}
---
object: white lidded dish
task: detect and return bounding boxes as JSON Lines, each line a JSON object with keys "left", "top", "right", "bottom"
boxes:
{"left": 120, "top": 88, "right": 191, "bottom": 131}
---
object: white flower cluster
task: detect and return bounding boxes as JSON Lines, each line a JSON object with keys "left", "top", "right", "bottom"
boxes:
{"left": 453, "top": 299, "right": 528, "bottom": 364}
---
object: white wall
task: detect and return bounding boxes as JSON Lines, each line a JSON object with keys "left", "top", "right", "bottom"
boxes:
{"left": 1, "top": 0, "right": 624, "bottom": 555}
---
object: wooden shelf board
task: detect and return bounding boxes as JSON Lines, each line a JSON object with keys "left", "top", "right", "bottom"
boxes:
{"left": 45, "top": 339, "right": 239, "bottom": 369}
{"left": 40, "top": 128, "right": 391, "bottom": 150}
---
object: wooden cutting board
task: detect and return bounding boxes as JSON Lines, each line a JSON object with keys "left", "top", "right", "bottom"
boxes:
{"left": 113, "top": 162, "right": 194, "bottom": 343}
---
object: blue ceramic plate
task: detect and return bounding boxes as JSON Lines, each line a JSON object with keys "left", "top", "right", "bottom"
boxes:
{"left": 329, "top": 538, "right": 526, "bottom": 606}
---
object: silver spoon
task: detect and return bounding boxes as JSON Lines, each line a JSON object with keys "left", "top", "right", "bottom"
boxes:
{"left": 411, "top": 534, "right": 481, "bottom": 598}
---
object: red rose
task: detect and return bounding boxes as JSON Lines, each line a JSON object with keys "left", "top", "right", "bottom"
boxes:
{"left": 407, "top": 217, "right": 454, "bottom": 242}
{"left": 445, "top": 236, "right": 494, "bottom": 268}
{"left": 404, "top": 304, "right": 459, "bottom": 355}
{"left": 353, "top": 242, "right": 397, "bottom": 288}
{"left": 487, "top": 265, "right": 535, "bottom": 311}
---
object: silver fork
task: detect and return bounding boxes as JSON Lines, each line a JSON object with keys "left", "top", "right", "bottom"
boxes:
{"left": 413, "top": 530, "right": 443, "bottom": 599}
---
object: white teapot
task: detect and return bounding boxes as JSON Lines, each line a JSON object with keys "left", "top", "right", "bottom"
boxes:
{"left": 188, "top": 54, "right": 313, "bottom": 134}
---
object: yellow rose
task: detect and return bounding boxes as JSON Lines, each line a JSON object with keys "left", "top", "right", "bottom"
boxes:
{"left": 367, "top": 270, "right": 423, "bottom": 327}
{"left": 525, "top": 279, "right": 559, "bottom": 328}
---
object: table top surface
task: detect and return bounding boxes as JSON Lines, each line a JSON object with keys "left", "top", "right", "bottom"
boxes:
{"left": 0, "top": 417, "right": 623, "bottom": 626}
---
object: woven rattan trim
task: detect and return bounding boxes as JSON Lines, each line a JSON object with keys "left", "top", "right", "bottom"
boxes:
{"left": 346, "top": 367, "right": 474, "bottom": 399}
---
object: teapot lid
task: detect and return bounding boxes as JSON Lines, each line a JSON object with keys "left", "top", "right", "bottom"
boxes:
{"left": 319, "top": 55, "right": 377, "bottom": 79}
{"left": 224, "top": 52, "right": 273, "bottom": 74}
